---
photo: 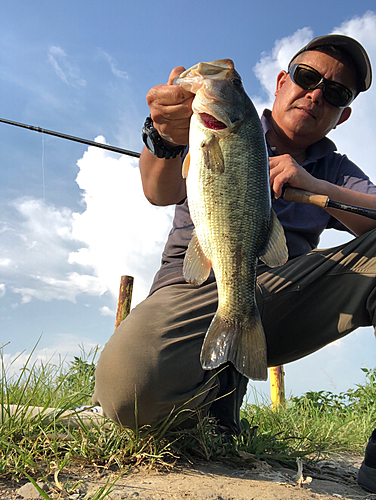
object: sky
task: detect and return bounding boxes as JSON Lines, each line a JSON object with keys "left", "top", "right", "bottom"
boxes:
{"left": 1, "top": 1, "right": 376, "bottom": 403}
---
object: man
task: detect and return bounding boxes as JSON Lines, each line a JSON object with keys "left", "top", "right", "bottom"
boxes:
{"left": 92, "top": 35, "right": 376, "bottom": 492}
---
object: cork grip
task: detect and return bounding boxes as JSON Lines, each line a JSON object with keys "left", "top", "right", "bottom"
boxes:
{"left": 282, "top": 187, "right": 329, "bottom": 208}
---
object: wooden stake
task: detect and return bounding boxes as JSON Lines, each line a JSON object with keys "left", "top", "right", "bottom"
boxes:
{"left": 114, "top": 275, "right": 134, "bottom": 330}
{"left": 270, "top": 365, "right": 285, "bottom": 408}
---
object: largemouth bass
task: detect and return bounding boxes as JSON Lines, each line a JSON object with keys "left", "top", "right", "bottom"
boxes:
{"left": 174, "top": 59, "right": 288, "bottom": 380}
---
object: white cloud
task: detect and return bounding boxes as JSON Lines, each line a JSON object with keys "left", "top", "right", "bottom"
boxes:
{"left": 13, "top": 272, "right": 107, "bottom": 304}
{"left": 15, "top": 198, "right": 73, "bottom": 243}
{"left": 1, "top": 138, "right": 173, "bottom": 308}
{"left": 48, "top": 46, "right": 86, "bottom": 87}
{"left": 100, "top": 306, "right": 115, "bottom": 317}
{"left": 2, "top": 333, "right": 101, "bottom": 379}
{"left": 98, "top": 49, "right": 129, "bottom": 80}
{"left": 328, "top": 12, "right": 376, "bottom": 179}
{"left": 252, "top": 27, "right": 314, "bottom": 111}
{"left": 10, "top": 199, "right": 83, "bottom": 266}
{"left": 69, "top": 141, "right": 174, "bottom": 306}
{"left": 333, "top": 10, "right": 376, "bottom": 42}
{"left": 1, "top": 197, "right": 104, "bottom": 303}
{"left": 0, "top": 284, "right": 5, "bottom": 298}
{"left": 328, "top": 339, "right": 342, "bottom": 348}
{"left": 0, "top": 222, "right": 13, "bottom": 234}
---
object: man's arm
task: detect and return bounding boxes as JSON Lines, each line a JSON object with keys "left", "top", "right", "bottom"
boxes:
{"left": 139, "top": 148, "right": 187, "bottom": 206}
{"left": 316, "top": 181, "right": 376, "bottom": 235}
{"left": 270, "top": 154, "right": 376, "bottom": 236}
{"left": 139, "top": 67, "right": 194, "bottom": 206}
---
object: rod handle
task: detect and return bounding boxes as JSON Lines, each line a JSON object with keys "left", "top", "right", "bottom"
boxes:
{"left": 282, "top": 187, "right": 329, "bottom": 208}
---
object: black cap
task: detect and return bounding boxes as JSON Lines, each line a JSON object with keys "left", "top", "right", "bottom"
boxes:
{"left": 288, "top": 34, "right": 372, "bottom": 93}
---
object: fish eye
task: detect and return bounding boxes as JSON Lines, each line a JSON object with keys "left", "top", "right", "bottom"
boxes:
{"left": 231, "top": 77, "right": 243, "bottom": 87}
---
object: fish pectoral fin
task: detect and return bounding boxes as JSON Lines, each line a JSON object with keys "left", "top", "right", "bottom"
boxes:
{"left": 200, "top": 312, "right": 268, "bottom": 381}
{"left": 183, "top": 230, "right": 212, "bottom": 286}
{"left": 259, "top": 209, "right": 289, "bottom": 267}
{"left": 182, "top": 150, "right": 190, "bottom": 179}
{"left": 200, "top": 135, "right": 225, "bottom": 174}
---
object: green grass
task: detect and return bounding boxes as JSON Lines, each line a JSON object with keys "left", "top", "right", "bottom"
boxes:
{"left": 240, "top": 370, "right": 376, "bottom": 464}
{"left": 1, "top": 342, "right": 375, "bottom": 496}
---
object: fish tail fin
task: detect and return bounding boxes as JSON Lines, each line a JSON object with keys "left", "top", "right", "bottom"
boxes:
{"left": 200, "top": 312, "right": 268, "bottom": 381}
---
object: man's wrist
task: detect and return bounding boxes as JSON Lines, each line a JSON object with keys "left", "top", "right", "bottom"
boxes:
{"left": 142, "top": 116, "right": 186, "bottom": 159}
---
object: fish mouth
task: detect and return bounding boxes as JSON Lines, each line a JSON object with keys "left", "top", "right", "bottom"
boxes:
{"left": 200, "top": 113, "right": 227, "bottom": 130}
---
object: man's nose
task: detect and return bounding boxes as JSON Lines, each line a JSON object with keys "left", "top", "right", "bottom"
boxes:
{"left": 306, "top": 85, "right": 324, "bottom": 104}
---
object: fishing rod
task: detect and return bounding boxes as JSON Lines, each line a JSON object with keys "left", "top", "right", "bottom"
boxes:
{"left": 0, "top": 117, "right": 141, "bottom": 158}
{"left": 283, "top": 186, "right": 376, "bottom": 221}
{"left": 3, "top": 116, "right": 376, "bottom": 220}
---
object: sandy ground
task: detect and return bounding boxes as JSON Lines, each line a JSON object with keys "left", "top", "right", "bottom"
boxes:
{"left": 2, "top": 454, "right": 376, "bottom": 500}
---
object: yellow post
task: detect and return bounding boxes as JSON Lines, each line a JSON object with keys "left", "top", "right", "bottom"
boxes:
{"left": 114, "top": 275, "right": 134, "bottom": 330}
{"left": 270, "top": 365, "right": 285, "bottom": 408}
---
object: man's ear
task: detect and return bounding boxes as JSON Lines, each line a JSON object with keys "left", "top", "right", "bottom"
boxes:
{"left": 275, "top": 70, "right": 289, "bottom": 96}
{"left": 335, "top": 107, "right": 352, "bottom": 128}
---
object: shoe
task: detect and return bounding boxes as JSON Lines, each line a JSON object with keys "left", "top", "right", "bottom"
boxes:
{"left": 358, "top": 463, "right": 376, "bottom": 493}
{"left": 207, "top": 418, "right": 236, "bottom": 444}
{"left": 358, "top": 429, "right": 376, "bottom": 493}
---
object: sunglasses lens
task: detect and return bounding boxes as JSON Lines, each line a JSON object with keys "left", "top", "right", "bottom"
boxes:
{"left": 323, "top": 84, "right": 352, "bottom": 107}
{"left": 293, "top": 65, "right": 321, "bottom": 89}
{"left": 291, "top": 65, "right": 352, "bottom": 107}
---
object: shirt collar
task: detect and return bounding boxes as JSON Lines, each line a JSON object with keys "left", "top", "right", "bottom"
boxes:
{"left": 261, "top": 109, "right": 337, "bottom": 164}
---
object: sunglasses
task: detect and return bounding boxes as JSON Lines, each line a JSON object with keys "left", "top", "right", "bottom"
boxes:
{"left": 288, "top": 64, "right": 353, "bottom": 108}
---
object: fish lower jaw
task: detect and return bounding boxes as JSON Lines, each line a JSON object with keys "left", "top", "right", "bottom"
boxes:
{"left": 198, "top": 112, "right": 227, "bottom": 130}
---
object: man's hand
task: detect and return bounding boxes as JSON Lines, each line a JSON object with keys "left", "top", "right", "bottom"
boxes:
{"left": 140, "top": 67, "right": 194, "bottom": 206}
{"left": 269, "top": 154, "right": 319, "bottom": 198}
{"left": 269, "top": 154, "right": 376, "bottom": 236}
{"left": 146, "top": 67, "right": 194, "bottom": 146}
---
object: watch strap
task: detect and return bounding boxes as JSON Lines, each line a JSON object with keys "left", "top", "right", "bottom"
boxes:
{"left": 142, "top": 116, "right": 186, "bottom": 159}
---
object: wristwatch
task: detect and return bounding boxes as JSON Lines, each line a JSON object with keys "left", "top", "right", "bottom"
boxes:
{"left": 142, "top": 116, "right": 186, "bottom": 159}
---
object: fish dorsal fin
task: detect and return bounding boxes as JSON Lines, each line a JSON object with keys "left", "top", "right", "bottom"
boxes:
{"left": 182, "top": 150, "right": 190, "bottom": 179}
{"left": 200, "top": 134, "right": 225, "bottom": 174}
{"left": 183, "top": 229, "right": 212, "bottom": 286}
{"left": 259, "top": 210, "right": 288, "bottom": 267}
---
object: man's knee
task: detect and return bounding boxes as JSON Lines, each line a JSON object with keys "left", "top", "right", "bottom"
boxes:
{"left": 91, "top": 312, "right": 214, "bottom": 429}
{"left": 91, "top": 311, "right": 165, "bottom": 428}
{"left": 92, "top": 283, "right": 219, "bottom": 429}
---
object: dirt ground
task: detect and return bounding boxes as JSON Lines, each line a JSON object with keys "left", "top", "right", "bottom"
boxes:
{"left": 2, "top": 454, "right": 376, "bottom": 500}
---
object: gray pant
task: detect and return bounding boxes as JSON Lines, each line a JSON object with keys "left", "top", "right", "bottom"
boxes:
{"left": 92, "top": 229, "right": 376, "bottom": 430}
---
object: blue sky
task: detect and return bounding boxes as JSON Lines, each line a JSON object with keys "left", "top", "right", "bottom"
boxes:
{"left": 1, "top": 1, "right": 376, "bottom": 401}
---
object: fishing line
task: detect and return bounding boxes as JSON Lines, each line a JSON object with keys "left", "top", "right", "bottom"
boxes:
{"left": 6, "top": 116, "right": 376, "bottom": 222}
{"left": 41, "top": 133, "right": 46, "bottom": 203}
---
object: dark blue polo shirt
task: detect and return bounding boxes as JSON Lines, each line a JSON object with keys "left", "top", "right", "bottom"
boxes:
{"left": 149, "top": 110, "right": 376, "bottom": 295}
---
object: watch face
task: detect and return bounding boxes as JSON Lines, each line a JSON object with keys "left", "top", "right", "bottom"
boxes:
{"left": 146, "top": 135, "right": 155, "bottom": 154}
{"left": 143, "top": 117, "right": 185, "bottom": 158}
